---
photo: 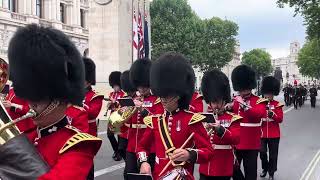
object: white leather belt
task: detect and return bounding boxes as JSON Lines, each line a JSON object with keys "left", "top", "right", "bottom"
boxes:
{"left": 88, "top": 119, "right": 96, "bottom": 123}
{"left": 261, "top": 118, "right": 274, "bottom": 122}
{"left": 125, "top": 123, "right": 147, "bottom": 129}
{"left": 213, "top": 144, "right": 232, "bottom": 150}
{"left": 240, "top": 122, "right": 261, "bottom": 127}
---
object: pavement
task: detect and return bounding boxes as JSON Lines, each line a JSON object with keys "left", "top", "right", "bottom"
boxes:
{"left": 93, "top": 94, "right": 320, "bottom": 180}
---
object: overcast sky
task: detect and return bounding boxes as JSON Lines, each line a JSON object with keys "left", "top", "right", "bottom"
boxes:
{"left": 188, "top": 0, "right": 306, "bottom": 59}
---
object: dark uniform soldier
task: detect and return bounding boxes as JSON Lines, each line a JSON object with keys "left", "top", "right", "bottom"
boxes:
{"left": 282, "top": 84, "right": 290, "bottom": 106}
{"left": 292, "top": 82, "right": 300, "bottom": 109}
{"left": 8, "top": 24, "right": 102, "bottom": 179}
{"left": 137, "top": 52, "right": 213, "bottom": 180}
{"left": 230, "top": 65, "right": 267, "bottom": 180}
{"left": 259, "top": 76, "right": 284, "bottom": 180}
{"left": 309, "top": 84, "right": 318, "bottom": 108}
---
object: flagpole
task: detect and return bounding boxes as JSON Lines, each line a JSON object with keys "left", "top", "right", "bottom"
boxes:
{"left": 131, "top": 0, "right": 134, "bottom": 63}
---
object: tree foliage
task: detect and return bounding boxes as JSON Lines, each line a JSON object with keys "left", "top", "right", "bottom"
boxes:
{"left": 241, "top": 49, "right": 273, "bottom": 78}
{"left": 277, "top": 0, "right": 320, "bottom": 39}
{"left": 297, "top": 38, "right": 320, "bottom": 78}
{"left": 150, "top": 0, "right": 238, "bottom": 71}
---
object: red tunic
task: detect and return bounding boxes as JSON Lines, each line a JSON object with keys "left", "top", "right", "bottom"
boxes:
{"left": 5, "top": 88, "right": 35, "bottom": 132}
{"left": 199, "top": 112, "right": 241, "bottom": 177}
{"left": 261, "top": 100, "right": 284, "bottom": 138}
{"left": 66, "top": 106, "right": 89, "bottom": 133}
{"left": 189, "top": 92, "right": 204, "bottom": 113}
{"left": 27, "top": 118, "right": 102, "bottom": 180}
{"left": 232, "top": 94, "right": 266, "bottom": 150}
{"left": 137, "top": 110, "right": 213, "bottom": 180}
{"left": 84, "top": 88, "right": 104, "bottom": 137}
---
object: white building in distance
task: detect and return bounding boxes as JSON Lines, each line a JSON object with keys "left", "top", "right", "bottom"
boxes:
{"left": 272, "top": 41, "right": 310, "bottom": 85}
{"left": 0, "top": 0, "right": 89, "bottom": 60}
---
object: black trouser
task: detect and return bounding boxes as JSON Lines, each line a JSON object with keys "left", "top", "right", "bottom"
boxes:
{"left": 233, "top": 150, "right": 259, "bottom": 180}
{"left": 299, "top": 96, "right": 303, "bottom": 107}
{"left": 199, "top": 174, "right": 231, "bottom": 180}
{"left": 311, "top": 96, "right": 316, "bottom": 108}
{"left": 107, "top": 128, "right": 118, "bottom": 152}
{"left": 260, "top": 138, "right": 280, "bottom": 176}
{"left": 293, "top": 97, "right": 298, "bottom": 109}
{"left": 86, "top": 165, "right": 94, "bottom": 180}
{"left": 118, "top": 137, "right": 128, "bottom": 160}
{"left": 124, "top": 152, "right": 156, "bottom": 180}
{"left": 284, "top": 94, "right": 289, "bottom": 106}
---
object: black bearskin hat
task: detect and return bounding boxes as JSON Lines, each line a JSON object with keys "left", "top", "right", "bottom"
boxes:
{"left": 121, "top": 70, "right": 136, "bottom": 93}
{"left": 109, "top": 71, "right": 121, "bottom": 88}
{"left": 261, "top": 76, "right": 280, "bottom": 95}
{"left": 129, "top": 58, "right": 152, "bottom": 88}
{"left": 150, "top": 52, "right": 195, "bottom": 110}
{"left": 8, "top": 24, "right": 84, "bottom": 106}
{"left": 231, "top": 65, "right": 257, "bottom": 91}
{"left": 83, "top": 57, "right": 96, "bottom": 85}
{"left": 201, "top": 69, "right": 231, "bottom": 103}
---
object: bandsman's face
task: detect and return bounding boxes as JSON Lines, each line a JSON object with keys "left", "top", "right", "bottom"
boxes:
{"left": 264, "top": 94, "right": 274, "bottom": 101}
{"left": 113, "top": 85, "right": 120, "bottom": 92}
{"left": 161, "top": 96, "right": 179, "bottom": 112}
{"left": 209, "top": 100, "right": 224, "bottom": 112}
{"left": 137, "top": 87, "right": 150, "bottom": 97}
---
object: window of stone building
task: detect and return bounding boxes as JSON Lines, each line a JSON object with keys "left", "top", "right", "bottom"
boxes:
{"left": 8, "top": 0, "right": 17, "bottom": 12}
{"left": 60, "top": 3, "right": 66, "bottom": 23}
{"left": 80, "top": 9, "right": 86, "bottom": 28}
{"left": 36, "top": 0, "right": 42, "bottom": 18}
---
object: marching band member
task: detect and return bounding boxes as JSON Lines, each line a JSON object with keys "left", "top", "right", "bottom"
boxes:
{"left": 137, "top": 52, "right": 213, "bottom": 180}
{"left": 129, "top": 58, "right": 164, "bottom": 172}
{"left": 260, "top": 76, "right": 283, "bottom": 180}
{"left": 199, "top": 69, "right": 241, "bottom": 180}
{"left": 230, "top": 65, "right": 267, "bottom": 180}
{"left": 8, "top": 24, "right": 102, "bottom": 179}
{"left": 83, "top": 57, "right": 104, "bottom": 180}
{"left": 108, "top": 71, "right": 126, "bottom": 161}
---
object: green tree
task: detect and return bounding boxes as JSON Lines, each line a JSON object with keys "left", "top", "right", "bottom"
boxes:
{"left": 150, "top": 0, "right": 198, "bottom": 60}
{"left": 193, "top": 17, "right": 238, "bottom": 71}
{"left": 241, "top": 49, "right": 273, "bottom": 78}
{"left": 277, "top": 0, "right": 320, "bottom": 39}
{"left": 297, "top": 38, "right": 320, "bottom": 78}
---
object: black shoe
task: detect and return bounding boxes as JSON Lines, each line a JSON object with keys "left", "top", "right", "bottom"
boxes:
{"left": 269, "top": 175, "right": 274, "bottom": 180}
{"left": 113, "top": 152, "right": 122, "bottom": 161}
{"left": 260, "top": 170, "right": 268, "bottom": 177}
{"left": 112, "top": 152, "right": 116, "bottom": 158}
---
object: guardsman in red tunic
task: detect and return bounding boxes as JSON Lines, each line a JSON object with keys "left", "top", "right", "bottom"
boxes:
{"left": 83, "top": 57, "right": 104, "bottom": 137}
{"left": 199, "top": 70, "right": 241, "bottom": 180}
{"left": 83, "top": 57, "right": 104, "bottom": 180}
{"left": 3, "top": 88, "right": 35, "bottom": 132}
{"left": 8, "top": 24, "right": 102, "bottom": 179}
{"left": 189, "top": 91, "right": 204, "bottom": 113}
{"left": 129, "top": 58, "right": 165, "bottom": 174}
{"left": 137, "top": 52, "right": 213, "bottom": 180}
{"left": 108, "top": 71, "right": 126, "bottom": 161}
{"left": 230, "top": 65, "right": 267, "bottom": 180}
{"left": 259, "top": 76, "right": 283, "bottom": 180}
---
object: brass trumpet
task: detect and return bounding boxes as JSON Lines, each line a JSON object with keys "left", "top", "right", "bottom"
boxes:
{"left": 108, "top": 106, "right": 137, "bottom": 133}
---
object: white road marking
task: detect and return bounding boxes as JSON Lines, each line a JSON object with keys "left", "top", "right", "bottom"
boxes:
{"left": 300, "top": 150, "right": 320, "bottom": 180}
{"left": 94, "top": 105, "right": 295, "bottom": 177}
{"left": 94, "top": 162, "right": 126, "bottom": 177}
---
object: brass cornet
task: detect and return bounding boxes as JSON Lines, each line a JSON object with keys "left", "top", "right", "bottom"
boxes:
{"left": 108, "top": 106, "right": 137, "bottom": 133}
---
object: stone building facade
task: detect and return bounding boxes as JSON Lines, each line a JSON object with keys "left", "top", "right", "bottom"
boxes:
{"left": 0, "top": 0, "right": 89, "bottom": 61}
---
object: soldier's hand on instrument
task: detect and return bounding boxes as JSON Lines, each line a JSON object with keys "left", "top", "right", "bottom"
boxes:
{"left": 2, "top": 100, "right": 11, "bottom": 108}
{"left": 140, "top": 162, "right": 152, "bottom": 175}
{"left": 225, "top": 102, "right": 234, "bottom": 111}
{"left": 170, "top": 148, "right": 190, "bottom": 162}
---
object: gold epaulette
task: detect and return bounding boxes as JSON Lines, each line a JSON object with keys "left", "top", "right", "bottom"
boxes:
{"left": 257, "top": 98, "right": 268, "bottom": 104}
{"left": 188, "top": 113, "right": 206, "bottom": 125}
{"left": 91, "top": 93, "right": 104, "bottom": 101}
{"left": 154, "top": 97, "right": 161, "bottom": 105}
{"left": 276, "top": 102, "right": 285, "bottom": 108}
{"left": 143, "top": 116, "right": 154, "bottom": 128}
{"left": 72, "top": 105, "right": 86, "bottom": 111}
{"left": 226, "top": 112, "right": 243, "bottom": 122}
{"left": 59, "top": 126, "right": 102, "bottom": 154}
